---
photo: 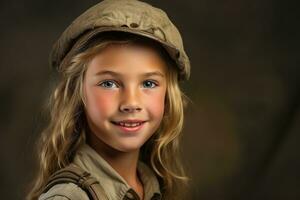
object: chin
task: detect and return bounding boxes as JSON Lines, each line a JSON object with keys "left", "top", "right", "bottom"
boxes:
{"left": 114, "top": 140, "right": 145, "bottom": 153}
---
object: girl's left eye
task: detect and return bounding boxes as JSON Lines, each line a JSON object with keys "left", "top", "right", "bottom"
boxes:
{"left": 142, "top": 80, "right": 158, "bottom": 88}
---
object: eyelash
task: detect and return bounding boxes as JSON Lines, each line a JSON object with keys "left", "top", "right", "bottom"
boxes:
{"left": 98, "top": 80, "right": 119, "bottom": 88}
{"left": 142, "top": 80, "right": 158, "bottom": 88}
{"left": 98, "top": 80, "right": 158, "bottom": 89}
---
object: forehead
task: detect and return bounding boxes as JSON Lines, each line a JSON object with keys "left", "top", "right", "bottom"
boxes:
{"left": 86, "top": 43, "right": 168, "bottom": 75}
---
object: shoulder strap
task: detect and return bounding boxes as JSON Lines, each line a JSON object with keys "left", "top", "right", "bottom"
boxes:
{"left": 43, "top": 164, "right": 109, "bottom": 200}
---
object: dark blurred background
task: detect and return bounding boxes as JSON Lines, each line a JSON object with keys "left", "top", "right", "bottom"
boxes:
{"left": 0, "top": 0, "right": 299, "bottom": 199}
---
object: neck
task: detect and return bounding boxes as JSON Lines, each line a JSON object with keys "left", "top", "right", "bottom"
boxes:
{"left": 86, "top": 131, "right": 141, "bottom": 187}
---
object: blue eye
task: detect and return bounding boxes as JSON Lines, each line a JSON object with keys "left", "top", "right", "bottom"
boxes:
{"left": 99, "top": 80, "right": 118, "bottom": 88}
{"left": 142, "top": 80, "right": 157, "bottom": 88}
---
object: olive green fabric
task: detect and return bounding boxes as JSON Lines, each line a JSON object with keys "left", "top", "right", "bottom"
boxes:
{"left": 50, "top": 0, "right": 190, "bottom": 80}
{"left": 41, "top": 163, "right": 108, "bottom": 200}
{"left": 38, "top": 183, "right": 90, "bottom": 200}
{"left": 39, "top": 143, "right": 161, "bottom": 200}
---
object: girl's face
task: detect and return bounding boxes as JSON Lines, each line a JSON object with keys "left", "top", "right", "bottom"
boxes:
{"left": 83, "top": 43, "right": 167, "bottom": 153}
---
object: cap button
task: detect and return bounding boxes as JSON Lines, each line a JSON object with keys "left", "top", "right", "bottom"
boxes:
{"left": 130, "top": 22, "right": 139, "bottom": 28}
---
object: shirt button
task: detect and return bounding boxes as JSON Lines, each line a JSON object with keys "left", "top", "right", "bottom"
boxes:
{"left": 125, "top": 192, "right": 135, "bottom": 199}
{"left": 151, "top": 193, "right": 161, "bottom": 200}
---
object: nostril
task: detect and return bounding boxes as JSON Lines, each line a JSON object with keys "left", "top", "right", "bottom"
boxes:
{"left": 120, "top": 105, "right": 142, "bottom": 113}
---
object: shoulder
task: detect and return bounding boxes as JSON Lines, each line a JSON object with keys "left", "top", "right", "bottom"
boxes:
{"left": 38, "top": 183, "right": 89, "bottom": 200}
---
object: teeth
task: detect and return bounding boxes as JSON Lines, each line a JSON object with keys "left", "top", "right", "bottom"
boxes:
{"left": 117, "top": 122, "right": 142, "bottom": 127}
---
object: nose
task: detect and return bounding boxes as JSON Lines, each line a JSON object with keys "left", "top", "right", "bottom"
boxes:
{"left": 119, "top": 87, "right": 142, "bottom": 113}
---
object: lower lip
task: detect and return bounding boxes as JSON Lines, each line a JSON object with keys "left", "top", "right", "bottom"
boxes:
{"left": 113, "top": 122, "right": 145, "bottom": 133}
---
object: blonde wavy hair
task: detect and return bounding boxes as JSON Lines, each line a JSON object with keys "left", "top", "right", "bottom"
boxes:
{"left": 27, "top": 32, "right": 189, "bottom": 200}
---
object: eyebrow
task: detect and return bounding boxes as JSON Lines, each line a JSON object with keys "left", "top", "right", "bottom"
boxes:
{"left": 95, "top": 70, "right": 165, "bottom": 78}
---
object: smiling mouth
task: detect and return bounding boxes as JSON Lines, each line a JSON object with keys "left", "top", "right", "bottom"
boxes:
{"left": 111, "top": 121, "right": 146, "bottom": 128}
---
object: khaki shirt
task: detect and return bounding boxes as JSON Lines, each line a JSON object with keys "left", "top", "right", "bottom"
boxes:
{"left": 39, "top": 143, "right": 161, "bottom": 200}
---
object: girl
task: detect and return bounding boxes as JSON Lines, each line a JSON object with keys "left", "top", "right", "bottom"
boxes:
{"left": 27, "top": 0, "right": 191, "bottom": 199}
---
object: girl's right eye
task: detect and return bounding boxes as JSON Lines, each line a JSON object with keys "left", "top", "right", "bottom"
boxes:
{"left": 98, "top": 80, "right": 118, "bottom": 89}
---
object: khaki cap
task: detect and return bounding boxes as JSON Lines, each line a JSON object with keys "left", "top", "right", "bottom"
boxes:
{"left": 50, "top": 0, "right": 190, "bottom": 80}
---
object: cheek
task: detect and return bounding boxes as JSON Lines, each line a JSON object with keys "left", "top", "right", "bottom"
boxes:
{"left": 144, "top": 90, "right": 166, "bottom": 119}
{"left": 86, "top": 88, "right": 117, "bottom": 118}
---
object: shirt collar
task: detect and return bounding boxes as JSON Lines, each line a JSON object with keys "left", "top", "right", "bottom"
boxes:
{"left": 73, "top": 143, "right": 161, "bottom": 200}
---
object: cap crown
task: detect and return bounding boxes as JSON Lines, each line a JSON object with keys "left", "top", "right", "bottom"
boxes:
{"left": 51, "top": 0, "right": 190, "bottom": 80}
